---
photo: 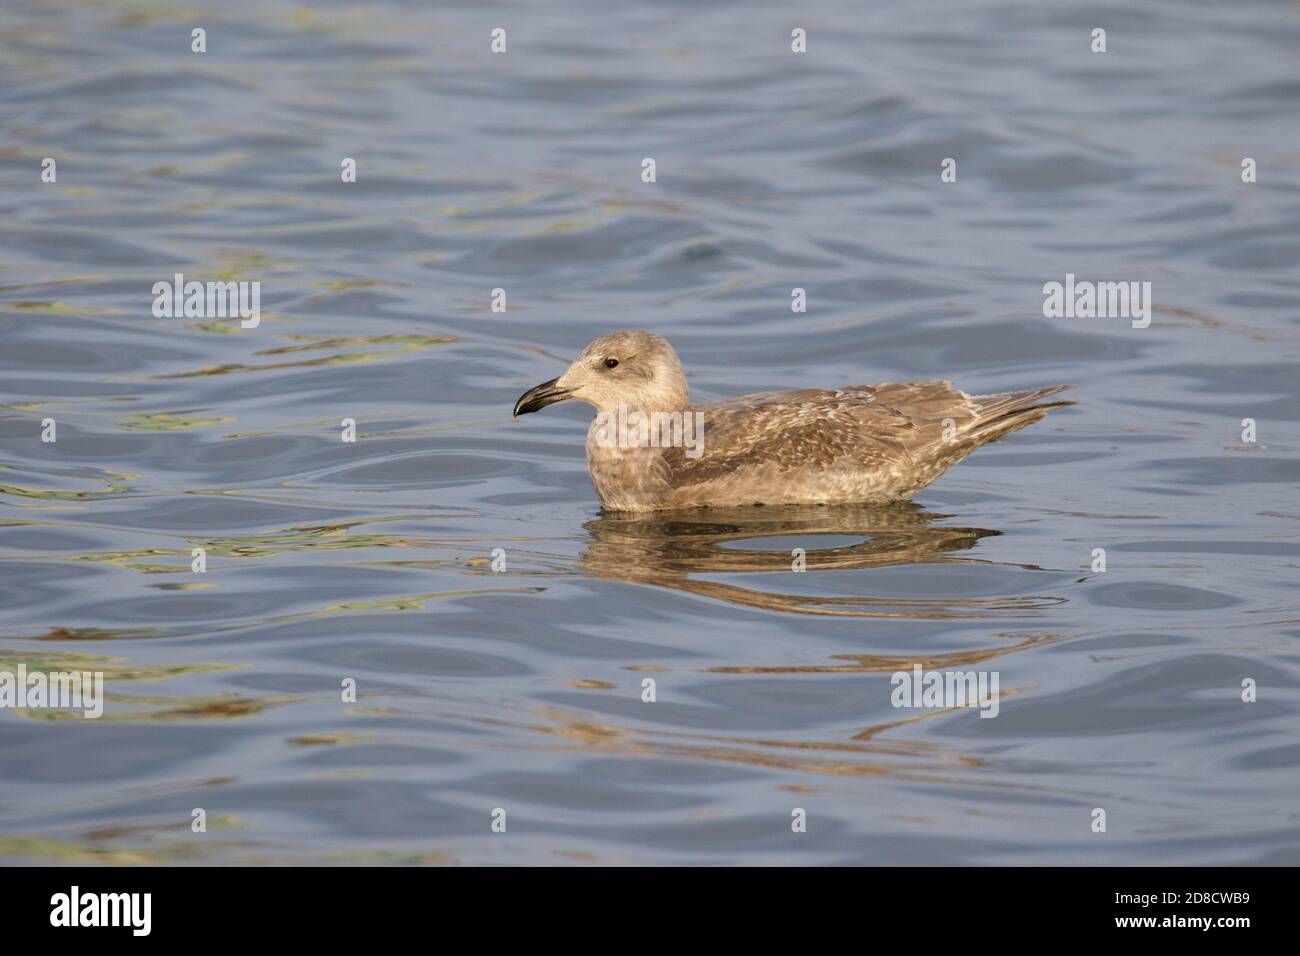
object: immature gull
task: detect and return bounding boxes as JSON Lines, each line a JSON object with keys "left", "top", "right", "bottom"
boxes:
{"left": 514, "top": 331, "right": 1074, "bottom": 512}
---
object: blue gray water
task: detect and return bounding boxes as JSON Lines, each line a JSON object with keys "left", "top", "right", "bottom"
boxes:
{"left": 1, "top": 0, "right": 1298, "bottom": 865}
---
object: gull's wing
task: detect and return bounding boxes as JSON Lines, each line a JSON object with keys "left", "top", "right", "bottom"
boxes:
{"left": 665, "top": 385, "right": 923, "bottom": 487}
{"left": 664, "top": 381, "right": 1073, "bottom": 497}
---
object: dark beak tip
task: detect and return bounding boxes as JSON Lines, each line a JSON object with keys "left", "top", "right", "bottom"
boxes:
{"left": 513, "top": 377, "right": 566, "bottom": 418}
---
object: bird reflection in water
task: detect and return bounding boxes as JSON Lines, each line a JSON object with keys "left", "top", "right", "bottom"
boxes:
{"left": 484, "top": 503, "right": 1072, "bottom": 777}
{"left": 579, "top": 502, "right": 1064, "bottom": 619}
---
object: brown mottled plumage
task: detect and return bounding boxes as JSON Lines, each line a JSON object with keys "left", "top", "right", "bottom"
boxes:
{"left": 513, "top": 331, "right": 1074, "bottom": 512}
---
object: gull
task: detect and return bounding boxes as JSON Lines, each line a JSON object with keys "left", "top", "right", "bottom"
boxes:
{"left": 513, "top": 331, "right": 1074, "bottom": 512}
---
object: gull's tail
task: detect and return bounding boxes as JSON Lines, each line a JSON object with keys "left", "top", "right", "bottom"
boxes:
{"left": 964, "top": 384, "right": 1076, "bottom": 445}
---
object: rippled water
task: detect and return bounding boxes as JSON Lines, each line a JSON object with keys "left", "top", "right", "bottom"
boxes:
{"left": 2, "top": 0, "right": 1298, "bottom": 865}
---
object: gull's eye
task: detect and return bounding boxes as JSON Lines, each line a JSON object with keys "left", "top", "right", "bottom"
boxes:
{"left": 604, "top": 358, "right": 619, "bottom": 369}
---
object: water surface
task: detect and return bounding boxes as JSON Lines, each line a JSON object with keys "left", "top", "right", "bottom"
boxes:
{"left": 1, "top": 0, "right": 1299, "bottom": 865}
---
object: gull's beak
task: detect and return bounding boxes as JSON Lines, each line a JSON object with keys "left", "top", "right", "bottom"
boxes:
{"left": 513, "top": 377, "right": 574, "bottom": 417}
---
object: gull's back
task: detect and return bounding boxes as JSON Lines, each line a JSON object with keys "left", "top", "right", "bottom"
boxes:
{"left": 658, "top": 381, "right": 1074, "bottom": 509}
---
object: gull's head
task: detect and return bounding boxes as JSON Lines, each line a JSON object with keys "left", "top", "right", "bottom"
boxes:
{"left": 514, "top": 330, "right": 689, "bottom": 417}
